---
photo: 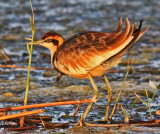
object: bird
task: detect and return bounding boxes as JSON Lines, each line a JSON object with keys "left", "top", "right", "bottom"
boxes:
{"left": 27, "top": 18, "right": 149, "bottom": 123}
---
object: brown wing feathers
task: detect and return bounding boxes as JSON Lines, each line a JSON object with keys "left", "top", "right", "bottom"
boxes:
{"left": 112, "top": 18, "right": 130, "bottom": 45}
{"left": 53, "top": 18, "right": 149, "bottom": 77}
{"left": 114, "top": 17, "right": 123, "bottom": 33}
{"left": 103, "top": 19, "right": 150, "bottom": 68}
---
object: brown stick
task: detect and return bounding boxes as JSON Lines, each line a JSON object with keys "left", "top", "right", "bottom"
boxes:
{"left": 86, "top": 120, "right": 160, "bottom": 128}
{"left": 0, "top": 64, "right": 121, "bottom": 73}
{"left": 86, "top": 122, "right": 126, "bottom": 127}
{"left": 0, "top": 109, "right": 44, "bottom": 121}
{"left": 1, "top": 64, "right": 160, "bottom": 74}
{"left": 0, "top": 50, "right": 7, "bottom": 64}
{"left": 0, "top": 46, "right": 12, "bottom": 61}
{"left": 0, "top": 44, "right": 12, "bottom": 63}
{"left": 3, "top": 64, "right": 159, "bottom": 75}
{"left": 0, "top": 64, "right": 52, "bottom": 70}
{"left": 109, "top": 82, "right": 128, "bottom": 122}
{"left": 0, "top": 99, "right": 96, "bottom": 112}
{"left": 9, "top": 125, "right": 37, "bottom": 131}
{"left": 72, "top": 83, "right": 90, "bottom": 117}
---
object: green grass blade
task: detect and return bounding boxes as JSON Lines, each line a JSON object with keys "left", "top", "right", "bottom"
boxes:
{"left": 116, "top": 61, "right": 132, "bottom": 104}
{"left": 109, "top": 60, "right": 132, "bottom": 121}
{"left": 30, "top": 17, "right": 35, "bottom": 32}
{"left": 27, "top": 44, "right": 31, "bottom": 55}
{"left": 134, "top": 91, "right": 147, "bottom": 105}
{"left": 24, "top": 0, "right": 35, "bottom": 106}
{"left": 24, "top": 33, "right": 34, "bottom": 106}
{"left": 151, "top": 86, "right": 157, "bottom": 101}
{"left": 145, "top": 88, "right": 149, "bottom": 99}
{"left": 129, "top": 98, "right": 137, "bottom": 118}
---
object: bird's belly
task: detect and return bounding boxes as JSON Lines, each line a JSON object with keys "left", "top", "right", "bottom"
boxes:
{"left": 54, "top": 61, "right": 89, "bottom": 79}
{"left": 89, "top": 65, "right": 109, "bottom": 78}
{"left": 74, "top": 57, "right": 121, "bottom": 79}
{"left": 63, "top": 68, "right": 107, "bottom": 79}
{"left": 53, "top": 55, "right": 121, "bottom": 79}
{"left": 54, "top": 63, "right": 109, "bottom": 79}
{"left": 68, "top": 65, "right": 110, "bottom": 79}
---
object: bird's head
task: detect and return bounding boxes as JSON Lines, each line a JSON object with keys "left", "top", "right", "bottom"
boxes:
{"left": 27, "top": 31, "right": 64, "bottom": 56}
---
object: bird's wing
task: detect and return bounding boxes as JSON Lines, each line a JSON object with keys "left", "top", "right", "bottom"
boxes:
{"left": 96, "top": 20, "right": 150, "bottom": 77}
{"left": 102, "top": 20, "right": 150, "bottom": 68}
{"left": 53, "top": 18, "right": 147, "bottom": 75}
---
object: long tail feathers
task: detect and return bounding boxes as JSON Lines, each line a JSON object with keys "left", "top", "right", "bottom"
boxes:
{"left": 106, "top": 19, "right": 149, "bottom": 63}
{"left": 113, "top": 18, "right": 131, "bottom": 45}
{"left": 115, "top": 17, "right": 123, "bottom": 33}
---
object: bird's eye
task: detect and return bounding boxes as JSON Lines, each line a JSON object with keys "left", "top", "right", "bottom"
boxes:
{"left": 44, "top": 38, "right": 59, "bottom": 46}
{"left": 45, "top": 38, "right": 52, "bottom": 43}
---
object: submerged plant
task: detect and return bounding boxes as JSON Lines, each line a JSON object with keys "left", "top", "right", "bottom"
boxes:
{"left": 109, "top": 60, "right": 133, "bottom": 122}
{"left": 134, "top": 80, "right": 157, "bottom": 120}
{"left": 117, "top": 98, "right": 137, "bottom": 123}
{"left": 118, "top": 104, "right": 129, "bottom": 123}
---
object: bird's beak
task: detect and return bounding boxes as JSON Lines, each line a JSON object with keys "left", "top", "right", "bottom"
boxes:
{"left": 26, "top": 40, "right": 43, "bottom": 45}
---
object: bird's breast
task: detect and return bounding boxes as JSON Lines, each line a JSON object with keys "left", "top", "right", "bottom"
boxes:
{"left": 53, "top": 58, "right": 89, "bottom": 79}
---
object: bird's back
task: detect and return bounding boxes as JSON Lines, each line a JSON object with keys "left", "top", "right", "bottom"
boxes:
{"left": 53, "top": 18, "right": 149, "bottom": 79}
{"left": 53, "top": 32, "right": 120, "bottom": 77}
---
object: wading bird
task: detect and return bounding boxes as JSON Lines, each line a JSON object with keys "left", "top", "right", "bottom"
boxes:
{"left": 27, "top": 18, "right": 149, "bottom": 123}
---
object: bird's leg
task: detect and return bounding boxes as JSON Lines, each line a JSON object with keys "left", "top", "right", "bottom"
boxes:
{"left": 82, "top": 73, "right": 99, "bottom": 123}
{"left": 102, "top": 75, "right": 112, "bottom": 122}
{"left": 56, "top": 73, "right": 63, "bottom": 82}
{"left": 72, "top": 82, "right": 90, "bottom": 117}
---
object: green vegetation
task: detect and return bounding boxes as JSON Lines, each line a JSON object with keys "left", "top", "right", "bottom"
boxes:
{"left": 134, "top": 81, "right": 157, "bottom": 120}
{"left": 109, "top": 60, "right": 133, "bottom": 121}
{"left": 24, "top": 0, "right": 35, "bottom": 106}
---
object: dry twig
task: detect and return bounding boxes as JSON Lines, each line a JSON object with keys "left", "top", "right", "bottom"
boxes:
{"left": 0, "top": 44, "right": 12, "bottom": 64}
{"left": 85, "top": 119, "right": 160, "bottom": 128}
{"left": 0, "top": 109, "right": 44, "bottom": 121}
{"left": 0, "top": 99, "right": 96, "bottom": 112}
{"left": 0, "top": 64, "right": 52, "bottom": 70}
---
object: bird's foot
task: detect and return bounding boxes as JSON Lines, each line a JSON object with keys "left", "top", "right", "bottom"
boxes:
{"left": 73, "top": 114, "right": 87, "bottom": 126}
{"left": 101, "top": 116, "right": 110, "bottom": 122}
{"left": 99, "top": 118, "right": 110, "bottom": 124}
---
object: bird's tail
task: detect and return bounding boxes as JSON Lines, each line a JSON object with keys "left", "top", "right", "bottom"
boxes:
{"left": 103, "top": 19, "right": 149, "bottom": 65}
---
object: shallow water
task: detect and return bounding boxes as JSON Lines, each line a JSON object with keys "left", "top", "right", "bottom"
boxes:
{"left": 0, "top": 0, "right": 160, "bottom": 133}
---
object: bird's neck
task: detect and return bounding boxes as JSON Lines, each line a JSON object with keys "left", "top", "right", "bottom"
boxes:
{"left": 50, "top": 36, "right": 64, "bottom": 66}
{"left": 50, "top": 46, "right": 57, "bottom": 66}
